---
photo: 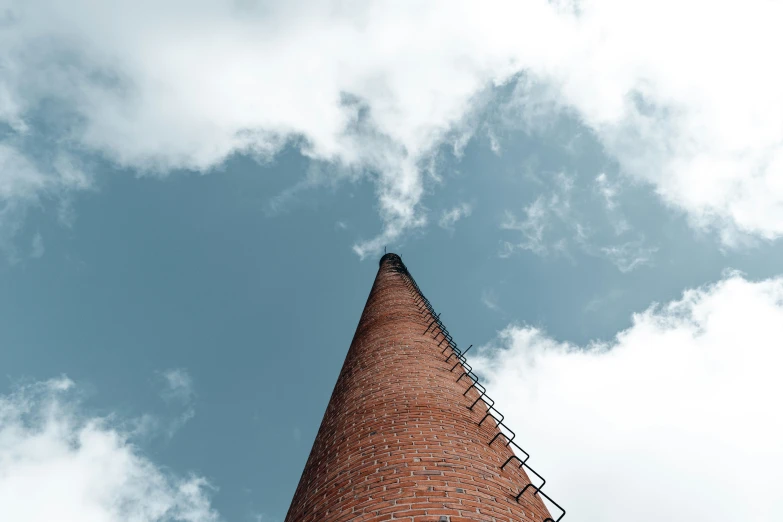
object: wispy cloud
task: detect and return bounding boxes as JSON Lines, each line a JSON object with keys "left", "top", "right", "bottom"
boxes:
{"left": 595, "top": 173, "right": 618, "bottom": 210}
{"left": 583, "top": 288, "right": 626, "bottom": 314}
{"left": 481, "top": 288, "right": 501, "bottom": 312}
{"left": 601, "top": 239, "right": 658, "bottom": 273}
{"left": 500, "top": 173, "right": 576, "bottom": 258}
{"left": 486, "top": 128, "right": 502, "bottom": 155}
{"left": 159, "top": 368, "right": 196, "bottom": 439}
{"left": 438, "top": 202, "right": 473, "bottom": 231}
{"left": 594, "top": 173, "right": 630, "bottom": 235}
{"left": 501, "top": 198, "right": 549, "bottom": 256}
{"left": 29, "top": 232, "right": 45, "bottom": 259}
{"left": 502, "top": 172, "right": 656, "bottom": 272}
{"left": 0, "top": 145, "right": 90, "bottom": 261}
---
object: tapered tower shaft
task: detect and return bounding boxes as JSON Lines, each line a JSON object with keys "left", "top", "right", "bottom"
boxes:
{"left": 285, "top": 253, "right": 554, "bottom": 522}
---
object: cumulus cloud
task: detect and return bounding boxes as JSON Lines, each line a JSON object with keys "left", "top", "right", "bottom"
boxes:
{"left": 1, "top": 0, "right": 782, "bottom": 255}
{"left": 472, "top": 274, "right": 783, "bottom": 522}
{"left": 0, "top": 376, "right": 221, "bottom": 522}
{"left": 438, "top": 202, "right": 473, "bottom": 231}
{"left": 0, "top": 0, "right": 514, "bottom": 257}
{"left": 502, "top": 0, "right": 783, "bottom": 245}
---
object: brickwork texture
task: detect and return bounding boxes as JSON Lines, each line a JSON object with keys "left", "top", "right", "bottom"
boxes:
{"left": 285, "top": 253, "right": 552, "bottom": 522}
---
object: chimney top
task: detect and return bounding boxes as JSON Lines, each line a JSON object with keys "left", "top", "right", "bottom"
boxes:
{"left": 379, "top": 252, "right": 402, "bottom": 267}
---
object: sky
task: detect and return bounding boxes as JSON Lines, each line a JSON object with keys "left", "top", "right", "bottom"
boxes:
{"left": 1, "top": 1, "right": 782, "bottom": 521}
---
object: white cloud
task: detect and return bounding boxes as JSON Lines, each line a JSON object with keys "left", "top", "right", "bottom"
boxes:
{"left": 0, "top": 0, "right": 515, "bottom": 257}
{"left": 472, "top": 274, "right": 783, "bottom": 522}
{"left": 501, "top": 0, "right": 783, "bottom": 245}
{"left": 438, "top": 202, "right": 473, "bottom": 231}
{"left": 0, "top": 376, "right": 221, "bottom": 522}
{"left": 2, "top": 0, "right": 782, "bottom": 254}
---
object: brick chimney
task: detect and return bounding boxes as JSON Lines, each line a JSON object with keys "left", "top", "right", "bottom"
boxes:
{"left": 285, "top": 253, "right": 559, "bottom": 521}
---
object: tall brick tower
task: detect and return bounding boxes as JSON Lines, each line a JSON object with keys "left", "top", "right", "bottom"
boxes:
{"left": 286, "top": 253, "right": 564, "bottom": 522}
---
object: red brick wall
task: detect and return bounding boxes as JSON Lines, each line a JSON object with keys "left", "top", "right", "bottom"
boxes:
{"left": 285, "top": 254, "right": 552, "bottom": 522}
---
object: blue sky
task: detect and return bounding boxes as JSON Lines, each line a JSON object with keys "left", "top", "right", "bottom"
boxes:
{"left": 1, "top": 2, "right": 783, "bottom": 522}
